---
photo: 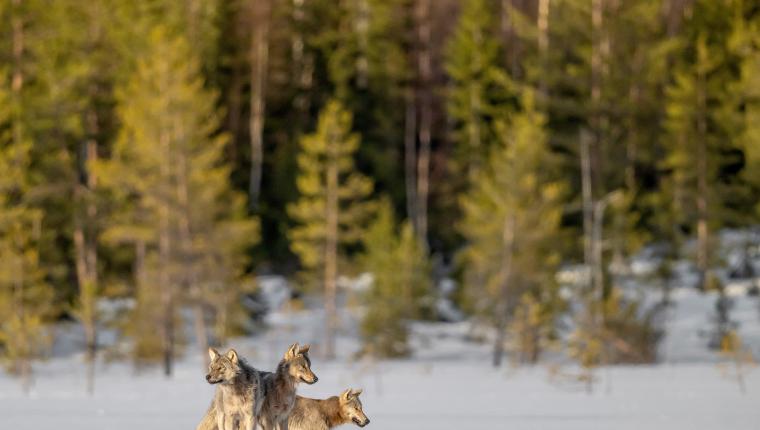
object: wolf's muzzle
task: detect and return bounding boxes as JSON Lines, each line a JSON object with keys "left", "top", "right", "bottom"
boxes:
{"left": 302, "top": 375, "right": 318, "bottom": 384}
{"left": 353, "top": 418, "right": 369, "bottom": 427}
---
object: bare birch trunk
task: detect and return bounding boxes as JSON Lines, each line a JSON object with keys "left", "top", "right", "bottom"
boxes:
{"left": 249, "top": 0, "right": 270, "bottom": 208}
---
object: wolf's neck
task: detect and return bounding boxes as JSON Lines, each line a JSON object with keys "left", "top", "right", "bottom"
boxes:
{"left": 225, "top": 362, "right": 255, "bottom": 395}
{"left": 274, "top": 361, "right": 297, "bottom": 392}
{"left": 322, "top": 397, "right": 350, "bottom": 428}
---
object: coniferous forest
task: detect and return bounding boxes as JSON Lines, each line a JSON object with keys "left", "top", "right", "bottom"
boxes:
{"left": 1, "top": 0, "right": 760, "bottom": 390}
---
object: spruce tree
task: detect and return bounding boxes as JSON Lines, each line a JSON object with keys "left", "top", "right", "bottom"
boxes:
{"left": 459, "top": 90, "right": 565, "bottom": 366}
{"left": 359, "top": 199, "right": 430, "bottom": 358}
{"left": 445, "top": 0, "right": 513, "bottom": 177}
{"left": 0, "top": 70, "right": 54, "bottom": 392}
{"left": 288, "top": 100, "right": 374, "bottom": 359}
{"left": 662, "top": 0, "right": 747, "bottom": 292}
{"left": 96, "top": 26, "right": 257, "bottom": 374}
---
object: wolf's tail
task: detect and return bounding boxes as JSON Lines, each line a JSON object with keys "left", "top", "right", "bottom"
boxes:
{"left": 196, "top": 405, "right": 216, "bottom": 430}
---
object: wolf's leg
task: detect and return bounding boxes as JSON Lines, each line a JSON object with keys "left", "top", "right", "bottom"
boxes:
{"left": 242, "top": 413, "right": 255, "bottom": 430}
{"left": 222, "top": 414, "right": 235, "bottom": 430}
{"left": 277, "top": 418, "right": 289, "bottom": 430}
{"left": 259, "top": 416, "right": 271, "bottom": 430}
{"left": 216, "top": 413, "right": 225, "bottom": 430}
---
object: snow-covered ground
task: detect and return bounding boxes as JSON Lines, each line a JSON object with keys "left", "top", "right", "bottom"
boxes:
{"left": 2, "top": 291, "right": 759, "bottom": 430}
{"left": 1, "top": 350, "right": 758, "bottom": 429}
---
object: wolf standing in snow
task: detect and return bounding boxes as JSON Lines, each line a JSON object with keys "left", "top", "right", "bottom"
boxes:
{"left": 197, "top": 348, "right": 260, "bottom": 430}
{"left": 255, "top": 343, "right": 318, "bottom": 430}
{"left": 288, "top": 389, "right": 370, "bottom": 430}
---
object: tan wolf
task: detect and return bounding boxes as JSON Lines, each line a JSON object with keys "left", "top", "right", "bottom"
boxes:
{"left": 255, "top": 343, "right": 318, "bottom": 430}
{"left": 288, "top": 389, "right": 370, "bottom": 430}
{"left": 196, "top": 348, "right": 260, "bottom": 430}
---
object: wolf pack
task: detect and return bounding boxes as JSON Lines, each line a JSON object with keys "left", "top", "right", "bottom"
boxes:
{"left": 196, "top": 343, "right": 370, "bottom": 430}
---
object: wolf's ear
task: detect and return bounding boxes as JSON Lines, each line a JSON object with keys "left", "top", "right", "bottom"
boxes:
{"left": 226, "top": 349, "right": 239, "bottom": 363}
{"left": 285, "top": 343, "right": 299, "bottom": 359}
{"left": 350, "top": 388, "right": 363, "bottom": 397}
{"left": 209, "top": 348, "right": 220, "bottom": 361}
{"left": 340, "top": 389, "right": 352, "bottom": 401}
{"left": 298, "top": 344, "right": 310, "bottom": 355}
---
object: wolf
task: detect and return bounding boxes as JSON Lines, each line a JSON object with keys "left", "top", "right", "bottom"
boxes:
{"left": 288, "top": 389, "right": 370, "bottom": 430}
{"left": 255, "top": 343, "right": 318, "bottom": 430}
{"left": 197, "top": 348, "right": 260, "bottom": 430}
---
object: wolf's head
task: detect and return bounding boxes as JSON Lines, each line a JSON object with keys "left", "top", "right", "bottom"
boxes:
{"left": 340, "top": 389, "right": 369, "bottom": 427}
{"left": 205, "top": 348, "right": 241, "bottom": 385}
{"left": 282, "top": 343, "right": 318, "bottom": 385}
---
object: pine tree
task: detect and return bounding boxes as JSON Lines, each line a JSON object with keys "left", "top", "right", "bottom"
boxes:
{"left": 288, "top": 100, "right": 374, "bottom": 359}
{"left": 459, "top": 90, "right": 565, "bottom": 367}
{"left": 739, "top": 11, "right": 760, "bottom": 298}
{"left": 662, "top": 0, "right": 746, "bottom": 292}
{"left": 445, "top": 0, "right": 513, "bottom": 178}
{"left": 313, "top": 0, "right": 411, "bottom": 229}
{"left": 38, "top": 0, "right": 119, "bottom": 393}
{"left": 359, "top": 199, "right": 430, "bottom": 358}
{"left": 0, "top": 71, "right": 53, "bottom": 392}
{"left": 96, "top": 26, "right": 257, "bottom": 375}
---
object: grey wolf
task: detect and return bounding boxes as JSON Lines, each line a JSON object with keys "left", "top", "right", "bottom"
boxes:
{"left": 256, "top": 343, "right": 318, "bottom": 430}
{"left": 196, "top": 348, "right": 260, "bottom": 430}
{"left": 288, "top": 389, "right": 370, "bottom": 430}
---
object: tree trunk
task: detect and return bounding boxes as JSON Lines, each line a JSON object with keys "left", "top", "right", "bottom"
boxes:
{"left": 135, "top": 241, "right": 146, "bottom": 287}
{"left": 415, "top": 0, "right": 432, "bottom": 249}
{"left": 354, "top": 0, "right": 369, "bottom": 89}
{"left": 590, "top": 0, "right": 604, "bottom": 199}
{"left": 226, "top": 8, "right": 245, "bottom": 165}
{"left": 159, "top": 131, "right": 173, "bottom": 377}
{"left": 695, "top": 45, "right": 709, "bottom": 291}
{"left": 324, "top": 140, "right": 339, "bottom": 360}
{"left": 626, "top": 80, "right": 640, "bottom": 192}
{"left": 580, "top": 129, "right": 594, "bottom": 289}
{"left": 537, "top": 0, "right": 550, "bottom": 98}
{"left": 593, "top": 199, "right": 608, "bottom": 309}
{"left": 404, "top": 88, "right": 418, "bottom": 230}
{"left": 248, "top": 0, "right": 270, "bottom": 209}
{"left": 75, "top": 103, "right": 100, "bottom": 395}
{"left": 73, "top": 191, "right": 98, "bottom": 394}
{"left": 500, "top": 0, "right": 521, "bottom": 77}
{"left": 292, "top": 0, "right": 313, "bottom": 130}
{"left": 176, "top": 123, "right": 205, "bottom": 369}
{"left": 467, "top": 83, "right": 482, "bottom": 175}
{"left": 492, "top": 216, "right": 516, "bottom": 368}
